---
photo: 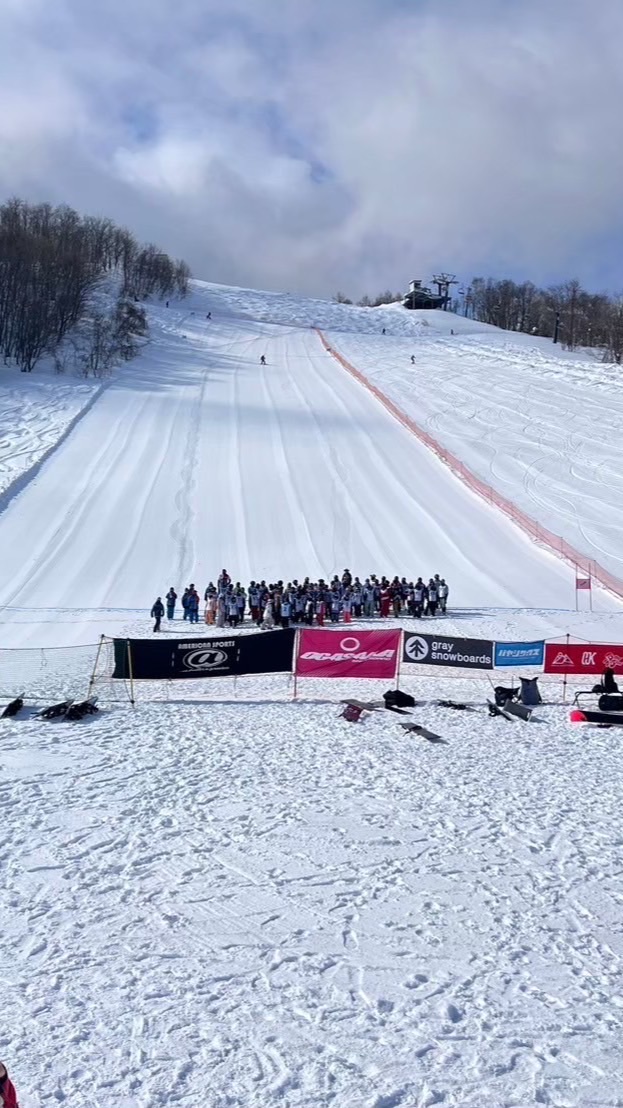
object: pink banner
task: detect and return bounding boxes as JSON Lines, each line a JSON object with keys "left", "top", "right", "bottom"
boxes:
{"left": 296, "top": 629, "right": 401, "bottom": 679}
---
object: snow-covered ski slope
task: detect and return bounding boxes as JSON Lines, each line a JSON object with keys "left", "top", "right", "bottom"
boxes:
{"left": 204, "top": 280, "right": 623, "bottom": 585}
{"left": 4, "top": 283, "right": 623, "bottom": 1108}
{"left": 0, "top": 281, "right": 620, "bottom": 647}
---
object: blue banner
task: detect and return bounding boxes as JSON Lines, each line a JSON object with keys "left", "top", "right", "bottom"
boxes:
{"left": 495, "top": 641, "right": 544, "bottom": 668}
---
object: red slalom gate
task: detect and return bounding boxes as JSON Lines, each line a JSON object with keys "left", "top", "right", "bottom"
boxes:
{"left": 315, "top": 329, "right": 623, "bottom": 601}
{"left": 296, "top": 629, "right": 401, "bottom": 679}
{"left": 544, "top": 642, "right": 623, "bottom": 675}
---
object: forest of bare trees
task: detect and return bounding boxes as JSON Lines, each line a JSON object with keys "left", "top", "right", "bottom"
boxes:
{"left": 454, "top": 278, "right": 623, "bottom": 363}
{"left": 0, "top": 198, "right": 190, "bottom": 374}
{"left": 336, "top": 277, "right": 623, "bottom": 363}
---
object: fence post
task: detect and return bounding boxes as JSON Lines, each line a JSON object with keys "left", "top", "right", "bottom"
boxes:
{"left": 126, "top": 640, "right": 136, "bottom": 707}
{"left": 87, "top": 634, "right": 106, "bottom": 699}
{"left": 562, "top": 634, "right": 570, "bottom": 704}
{"left": 292, "top": 629, "right": 300, "bottom": 701}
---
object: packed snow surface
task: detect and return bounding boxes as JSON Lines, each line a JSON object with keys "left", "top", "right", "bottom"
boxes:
{"left": 0, "top": 281, "right": 621, "bottom": 648}
{"left": 0, "top": 372, "right": 101, "bottom": 499}
{"left": 3, "top": 687, "right": 623, "bottom": 1107}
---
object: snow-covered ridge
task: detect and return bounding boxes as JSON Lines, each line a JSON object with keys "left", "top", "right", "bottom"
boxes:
{"left": 0, "top": 371, "right": 102, "bottom": 501}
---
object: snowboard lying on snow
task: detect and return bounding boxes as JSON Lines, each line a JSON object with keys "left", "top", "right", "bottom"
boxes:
{"left": 1, "top": 693, "right": 25, "bottom": 718}
{"left": 340, "top": 698, "right": 415, "bottom": 716}
{"left": 399, "top": 722, "right": 447, "bottom": 744}
{"left": 488, "top": 699, "right": 533, "bottom": 722}
{"left": 36, "top": 697, "right": 99, "bottom": 720}
{"left": 570, "top": 707, "right": 623, "bottom": 727}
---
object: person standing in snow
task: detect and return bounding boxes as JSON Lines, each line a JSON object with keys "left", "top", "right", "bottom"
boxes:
{"left": 315, "top": 595, "right": 325, "bottom": 626}
{"left": 426, "top": 579, "right": 438, "bottom": 616}
{"left": 187, "top": 588, "right": 200, "bottom": 624}
{"left": 165, "top": 587, "right": 177, "bottom": 620}
{"left": 438, "top": 578, "right": 449, "bottom": 613}
{"left": 248, "top": 582, "right": 261, "bottom": 624}
{"left": 227, "top": 593, "right": 239, "bottom": 627}
{"left": 342, "top": 591, "right": 353, "bottom": 623}
{"left": 236, "top": 587, "right": 246, "bottom": 624}
{"left": 351, "top": 582, "right": 362, "bottom": 619}
{"left": 0, "top": 1063, "right": 19, "bottom": 1108}
{"left": 280, "top": 593, "right": 292, "bottom": 629}
{"left": 410, "top": 354, "right": 415, "bottom": 365}
{"left": 330, "top": 591, "right": 342, "bottom": 623}
{"left": 181, "top": 587, "right": 190, "bottom": 620}
{"left": 151, "top": 597, "right": 165, "bottom": 632}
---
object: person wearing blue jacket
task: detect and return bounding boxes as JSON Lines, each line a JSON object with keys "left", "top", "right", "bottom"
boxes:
{"left": 187, "top": 588, "right": 200, "bottom": 624}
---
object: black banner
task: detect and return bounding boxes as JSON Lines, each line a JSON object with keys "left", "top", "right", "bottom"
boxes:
{"left": 403, "top": 632, "right": 493, "bottom": 670}
{"left": 113, "top": 629, "right": 296, "bottom": 680}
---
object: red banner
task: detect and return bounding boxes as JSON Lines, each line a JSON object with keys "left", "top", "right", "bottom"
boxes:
{"left": 544, "top": 642, "right": 623, "bottom": 675}
{"left": 296, "top": 629, "right": 401, "bottom": 679}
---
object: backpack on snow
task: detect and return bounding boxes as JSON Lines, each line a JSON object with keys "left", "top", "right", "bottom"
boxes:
{"left": 383, "top": 689, "right": 416, "bottom": 710}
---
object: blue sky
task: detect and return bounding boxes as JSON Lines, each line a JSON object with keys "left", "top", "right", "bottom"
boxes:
{"left": 1, "top": 0, "right": 623, "bottom": 297}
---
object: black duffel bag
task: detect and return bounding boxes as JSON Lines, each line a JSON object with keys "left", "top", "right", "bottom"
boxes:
{"left": 384, "top": 688, "right": 416, "bottom": 709}
{"left": 598, "top": 694, "right": 623, "bottom": 712}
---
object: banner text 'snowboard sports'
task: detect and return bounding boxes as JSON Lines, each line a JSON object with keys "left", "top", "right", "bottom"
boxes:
{"left": 403, "top": 633, "right": 493, "bottom": 670}
{"left": 296, "top": 629, "right": 401, "bottom": 679}
{"left": 544, "top": 642, "right": 623, "bottom": 675}
{"left": 113, "top": 630, "right": 296, "bottom": 680}
{"left": 494, "top": 641, "right": 544, "bottom": 668}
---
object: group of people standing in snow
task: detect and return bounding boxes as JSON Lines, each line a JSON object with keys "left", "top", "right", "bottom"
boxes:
{"left": 151, "top": 569, "right": 448, "bottom": 632}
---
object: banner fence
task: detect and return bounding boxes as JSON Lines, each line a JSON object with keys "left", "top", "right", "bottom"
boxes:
{"left": 1, "top": 629, "right": 622, "bottom": 704}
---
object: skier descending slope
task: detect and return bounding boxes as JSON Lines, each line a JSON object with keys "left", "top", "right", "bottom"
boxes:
{"left": 0, "top": 1063, "right": 19, "bottom": 1108}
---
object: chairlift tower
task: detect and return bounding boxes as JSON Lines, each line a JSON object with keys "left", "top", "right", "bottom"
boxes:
{"left": 432, "top": 273, "right": 459, "bottom": 310}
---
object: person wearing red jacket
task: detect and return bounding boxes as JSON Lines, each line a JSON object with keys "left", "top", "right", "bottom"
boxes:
{"left": 0, "top": 1063, "right": 19, "bottom": 1108}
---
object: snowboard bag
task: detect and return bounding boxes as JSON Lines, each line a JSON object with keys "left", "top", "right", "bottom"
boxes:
{"left": 519, "top": 677, "right": 541, "bottom": 706}
{"left": 494, "top": 686, "right": 519, "bottom": 707}
{"left": 383, "top": 689, "right": 416, "bottom": 710}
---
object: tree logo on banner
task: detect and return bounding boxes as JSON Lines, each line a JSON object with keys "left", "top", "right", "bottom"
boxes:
{"left": 340, "top": 637, "right": 361, "bottom": 653}
{"left": 183, "top": 648, "right": 229, "bottom": 671}
{"left": 405, "top": 635, "right": 430, "bottom": 662}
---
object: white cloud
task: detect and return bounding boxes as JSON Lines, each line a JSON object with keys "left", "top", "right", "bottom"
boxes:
{"left": 1, "top": 0, "right": 623, "bottom": 296}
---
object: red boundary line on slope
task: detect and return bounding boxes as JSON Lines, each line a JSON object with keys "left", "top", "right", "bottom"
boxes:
{"left": 314, "top": 328, "right": 623, "bottom": 601}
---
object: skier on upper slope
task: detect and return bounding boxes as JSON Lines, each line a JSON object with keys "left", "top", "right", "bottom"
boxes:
{"left": 0, "top": 1063, "right": 19, "bottom": 1108}
{"left": 260, "top": 355, "right": 266, "bottom": 365}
